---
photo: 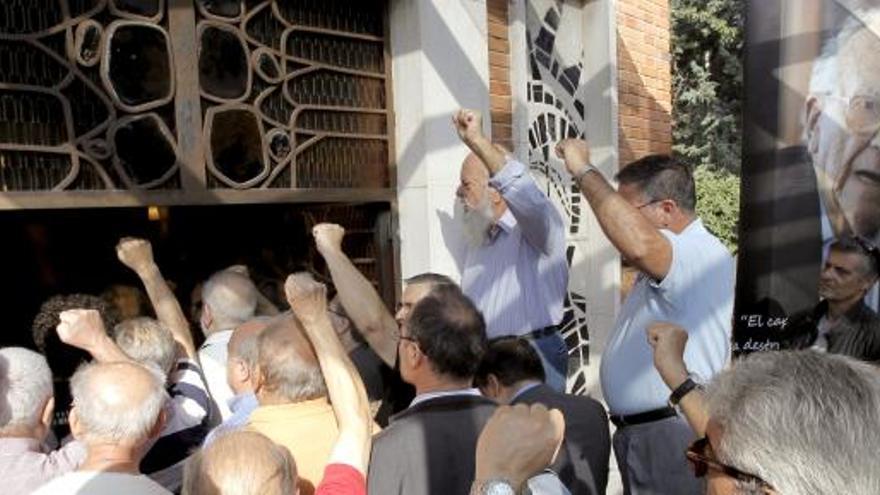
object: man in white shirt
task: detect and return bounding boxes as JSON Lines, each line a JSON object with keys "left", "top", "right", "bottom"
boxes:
{"left": 556, "top": 142, "right": 734, "bottom": 495}
{"left": 33, "top": 360, "right": 171, "bottom": 495}
{"left": 197, "top": 269, "right": 259, "bottom": 420}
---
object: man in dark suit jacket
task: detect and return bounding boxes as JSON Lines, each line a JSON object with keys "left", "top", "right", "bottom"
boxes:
{"left": 476, "top": 337, "right": 611, "bottom": 495}
{"left": 367, "top": 284, "right": 497, "bottom": 495}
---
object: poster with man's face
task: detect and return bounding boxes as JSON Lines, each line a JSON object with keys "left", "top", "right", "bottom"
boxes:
{"left": 735, "top": 1, "right": 880, "bottom": 353}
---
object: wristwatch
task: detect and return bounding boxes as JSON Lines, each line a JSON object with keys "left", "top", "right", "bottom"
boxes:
{"left": 668, "top": 376, "right": 700, "bottom": 408}
{"left": 572, "top": 163, "right": 600, "bottom": 182}
{"left": 471, "top": 479, "right": 517, "bottom": 495}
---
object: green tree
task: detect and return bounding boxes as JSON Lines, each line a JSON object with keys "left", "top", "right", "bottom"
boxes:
{"left": 671, "top": 0, "right": 743, "bottom": 174}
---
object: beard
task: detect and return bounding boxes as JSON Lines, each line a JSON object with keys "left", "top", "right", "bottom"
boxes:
{"left": 455, "top": 194, "right": 495, "bottom": 248}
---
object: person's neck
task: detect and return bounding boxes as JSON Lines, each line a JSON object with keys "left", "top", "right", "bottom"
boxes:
{"left": 413, "top": 374, "right": 474, "bottom": 396}
{"left": 826, "top": 295, "right": 861, "bottom": 320}
{"left": 667, "top": 214, "right": 696, "bottom": 234}
{"left": 0, "top": 424, "right": 42, "bottom": 440}
{"left": 79, "top": 443, "right": 141, "bottom": 474}
{"left": 257, "top": 391, "right": 323, "bottom": 407}
{"left": 506, "top": 379, "right": 542, "bottom": 402}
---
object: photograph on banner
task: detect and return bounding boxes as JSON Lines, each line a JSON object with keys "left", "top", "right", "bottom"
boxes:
{"left": 735, "top": 0, "right": 880, "bottom": 362}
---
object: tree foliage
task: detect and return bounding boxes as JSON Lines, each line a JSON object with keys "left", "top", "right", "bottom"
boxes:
{"left": 694, "top": 166, "right": 740, "bottom": 253}
{"left": 671, "top": 0, "right": 743, "bottom": 174}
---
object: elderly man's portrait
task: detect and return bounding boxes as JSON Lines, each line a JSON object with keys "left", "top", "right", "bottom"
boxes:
{"left": 736, "top": 1, "right": 880, "bottom": 354}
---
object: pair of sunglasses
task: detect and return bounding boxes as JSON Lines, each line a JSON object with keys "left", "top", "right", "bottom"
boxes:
{"left": 686, "top": 437, "right": 774, "bottom": 491}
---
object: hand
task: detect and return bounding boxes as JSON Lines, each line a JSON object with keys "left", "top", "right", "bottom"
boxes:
{"left": 312, "top": 223, "right": 345, "bottom": 255}
{"left": 646, "top": 322, "right": 690, "bottom": 390}
{"left": 285, "top": 272, "right": 328, "bottom": 325}
{"left": 475, "top": 404, "right": 565, "bottom": 492}
{"left": 452, "top": 108, "right": 483, "bottom": 144}
{"left": 554, "top": 139, "right": 592, "bottom": 176}
{"left": 56, "top": 309, "right": 107, "bottom": 352}
{"left": 116, "top": 237, "right": 155, "bottom": 273}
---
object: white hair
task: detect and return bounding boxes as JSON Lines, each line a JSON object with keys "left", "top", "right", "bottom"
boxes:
{"left": 809, "top": 9, "right": 880, "bottom": 95}
{"left": 705, "top": 351, "right": 880, "bottom": 495}
{"left": 70, "top": 362, "right": 168, "bottom": 444}
{"left": 202, "top": 270, "right": 258, "bottom": 330}
{"left": 0, "top": 347, "right": 53, "bottom": 433}
{"left": 113, "top": 317, "right": 177, "bottom": 376}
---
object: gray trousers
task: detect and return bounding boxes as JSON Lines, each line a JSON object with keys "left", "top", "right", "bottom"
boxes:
{"left": 612, "top": 415, "right": 704, "bottom": 495}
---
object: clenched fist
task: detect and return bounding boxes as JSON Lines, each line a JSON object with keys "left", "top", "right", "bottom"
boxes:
{"left": 312, "top": 223, "right": 345, "bottom": 255}
{"left": 285, "top": 272, "right": 328, "bottom": 325}
{"left": 452, "top": 108, "right": 484, "bottom": 144}
{"left": 57, "top": 309, "right": 107, "bottom": 352}
{"left": 116, "top": 237, "right": 154, "bottom": 273}
{"left": 554, "top": 139, "right": 592, "bottom": 177}
{"left": 646, "top": 322, "right": 690, "bottom": 390}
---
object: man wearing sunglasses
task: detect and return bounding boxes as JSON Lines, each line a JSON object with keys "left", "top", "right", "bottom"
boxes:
{"left": 648, "top": 322, "right": 880, "bottom": 495}
{"left": 782, "top": 235, "right": 880, "bottom": 362}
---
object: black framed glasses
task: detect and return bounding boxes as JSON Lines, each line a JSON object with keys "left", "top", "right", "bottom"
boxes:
{"left": 686, "top": 437, "right": 774, "bottom": 491}
{"left": 634, "top": 198, "right": 664, "bottom": 210}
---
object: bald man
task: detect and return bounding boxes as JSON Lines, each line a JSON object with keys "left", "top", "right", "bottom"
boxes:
{"left": 246, "top": 314, "right": 336, "bottom": 495}
{"left": 198, "top": 269, "right": 259, "bottom": 420}
{"left": 202, "top": 317, "right": 274, "bottom": 445}
{"left": 33, "top": 361, "right": 170, "bottom": 495}
{"left": 452, "top": 109, "right": 569, "bottom": 391}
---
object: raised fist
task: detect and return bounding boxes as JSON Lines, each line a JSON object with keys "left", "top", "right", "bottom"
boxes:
{"left": 452, "top": 108, "right": 483, "bottom": 144}
{"left": 646, "top": 322, "right": 690, "bottom": 389}
{"left": 285, "top": 272, "right": 328, "bottom": 325}
{"left": 116, "top": 237, "right": 154, "bottom": 273}
{"left": 554, "top": 139, "right": 592, "bottom": 176}
{"left": 312, "top": 223, "right": 345, "bottom": 255}
{"left": 56, "top": 309, "right": 106, "bottom": 352}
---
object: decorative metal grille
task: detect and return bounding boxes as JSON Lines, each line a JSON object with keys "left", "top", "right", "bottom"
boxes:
{"left": 0, "top": 0, "right": 392, "bottom": 198}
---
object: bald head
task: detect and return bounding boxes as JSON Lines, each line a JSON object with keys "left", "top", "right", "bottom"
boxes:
{"left": 184, "top": 430, "right": 297, "bottom": 495}
{"left": 202, "top": 270, "right": 259, "bottom": 334}
{"left": 255, "top": 313, "right": 326, "bottom": 404}
{"left": 70, "top": 361, "right": 166, "bottom": 446}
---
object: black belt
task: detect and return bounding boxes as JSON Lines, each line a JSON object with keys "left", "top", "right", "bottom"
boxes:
{"left": 610, "top": 406, "right": 676, "bottom": 428}
{"left": 524, "top": 325, "right": 559, "bottom": 340}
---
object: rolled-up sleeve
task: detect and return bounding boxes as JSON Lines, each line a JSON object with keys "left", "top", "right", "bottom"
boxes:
{"left": 489, "top": 159, "right": 565, "bottom": 255}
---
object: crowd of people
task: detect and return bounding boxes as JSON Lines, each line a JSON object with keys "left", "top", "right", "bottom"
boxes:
{"left": 0, "top": 104, "right": 879, "bottom": 495}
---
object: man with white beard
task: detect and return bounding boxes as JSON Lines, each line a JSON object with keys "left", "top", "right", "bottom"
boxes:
{"left": 452, "top": 109, "right": 569, "bottom": 391}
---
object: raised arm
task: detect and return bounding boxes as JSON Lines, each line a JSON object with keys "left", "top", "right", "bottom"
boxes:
{"left": 116, "top": 237, "right": 196, "bottom": 360}
{"left": 285, "top": 272, "right": 371, "bottom": 475}
{"left": 556, "top": 139, "right": 672, "bottom": 281}
{"left": 646, "top": 322, "right": 708, "bottom": 436}
{"left": 453, "top": 109, "right": 565, "bottom": 255}
{"left": 312, "top": 223, "right": 398, "bottom": 367}
{"left": 56, "top": 309, "right": 131, "bottom": 363}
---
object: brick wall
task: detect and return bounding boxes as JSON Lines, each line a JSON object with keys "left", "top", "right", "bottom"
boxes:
{"left": 617, "top": 0, "right": 673, "bottom": 165}
{"left": 487, "top": 0, "right": 513, "bottom": 151}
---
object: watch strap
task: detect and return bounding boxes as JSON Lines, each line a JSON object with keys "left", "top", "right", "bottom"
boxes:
{"left": 572, "top": 163, "right": 599, "bottom": 182}
{"left": 668, "top": 377, "right": 699, "bottom": 407}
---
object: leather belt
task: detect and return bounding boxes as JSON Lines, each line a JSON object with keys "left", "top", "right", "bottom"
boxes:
{"left": 610, "top": 406, "right": 677, "bottom": 428}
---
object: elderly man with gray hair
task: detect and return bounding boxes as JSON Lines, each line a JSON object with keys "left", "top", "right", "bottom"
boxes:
{"left": 198, "top": 268, "right": 260, "bottom": 420}
{"left": 648, "top": 323, "right": 880, "bottom": 495}
{"left": 0, "top": 347, "right": 87, "bottom": 493}
{"left": 33, "top": 360, "right": 170, "bottom": 495}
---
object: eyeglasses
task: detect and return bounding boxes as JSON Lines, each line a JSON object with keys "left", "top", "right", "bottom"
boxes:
{"left": 686, "top": 437, "right": 774, "bottom": 490}
{"left": 824, "top": 94, "right": 880, "bottom": 137}
{"left": 634, "top": 199, "right": 664, "bottom": 210}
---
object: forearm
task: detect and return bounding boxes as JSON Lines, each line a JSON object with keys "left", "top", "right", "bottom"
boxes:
{"left": 86, "top": 333, "right": 133, "bottom": 363}
{"left": 574, "top": 172, "right": 670, "bottom": 280}
{"left": 660, "top": 366, "right": 708, "bottom": 436}
{"left": 319, "top": 248, "right": 397, "bottom": 366}
{"left": 301, "top": 315, "right": 371, "bottom": 474}
{"left": 464, "top": 134, "right": 507, "bottom": 175}
{"left": 134, "top": 263, "right": 196, "bottom": 359}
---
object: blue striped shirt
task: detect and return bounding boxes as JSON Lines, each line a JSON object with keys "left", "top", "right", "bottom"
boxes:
{"left": 461, "top": 159, "right": 568, "bottom": 339}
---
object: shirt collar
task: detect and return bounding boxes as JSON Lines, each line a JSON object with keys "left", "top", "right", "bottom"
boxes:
{"left": 510, "top": 381, "right": 543, "bottom": 402}
{"left": 228, "top": 392, "right": 258, "bottom": 413}
{"left": 486, "top": 209, "right": 516, "bottom": 242}
{"left": 200, "top": 329, "right": 234, "bottom": 349}
{"left": 409, "top": 388, "right": 482, "bottom": 408}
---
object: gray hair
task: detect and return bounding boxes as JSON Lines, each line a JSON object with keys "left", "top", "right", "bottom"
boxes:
{"left": 229, "top": 316, "right": 276, "bottom": 370}
{"left": 113, "top": 317, "right": 177, "bottom": 376}
{"left": 70, "top": 361, "right": 168, "bottom": 445}
{"left": 0, "top": 347, "right": 53, "bottom": 432}
{"left": 705, "top": 351, "right": 880, "bottom": 495}
{"left": 202, "top": 270, "right": 259, "bottom": 330}
{"left": 809, "top": 9, "right": 880, "bottom": 96}
{"left": 183, "top": 430, "right": 296, "bottom": 495}
{"left": 256, "top": 315, "right": 327, "bottom": 403}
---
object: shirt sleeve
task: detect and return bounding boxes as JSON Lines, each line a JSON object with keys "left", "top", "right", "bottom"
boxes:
{"left": 650, "top": 230, "right": 693, "bottom": 306}
{"left": 489, "top": 159, "right": 565, "bottom": 256}
{"left": 40, "top": 440, "right": 86, "bottom": 475}
{"left": 315, "top": 463, "right": 366, "bottom": 495}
